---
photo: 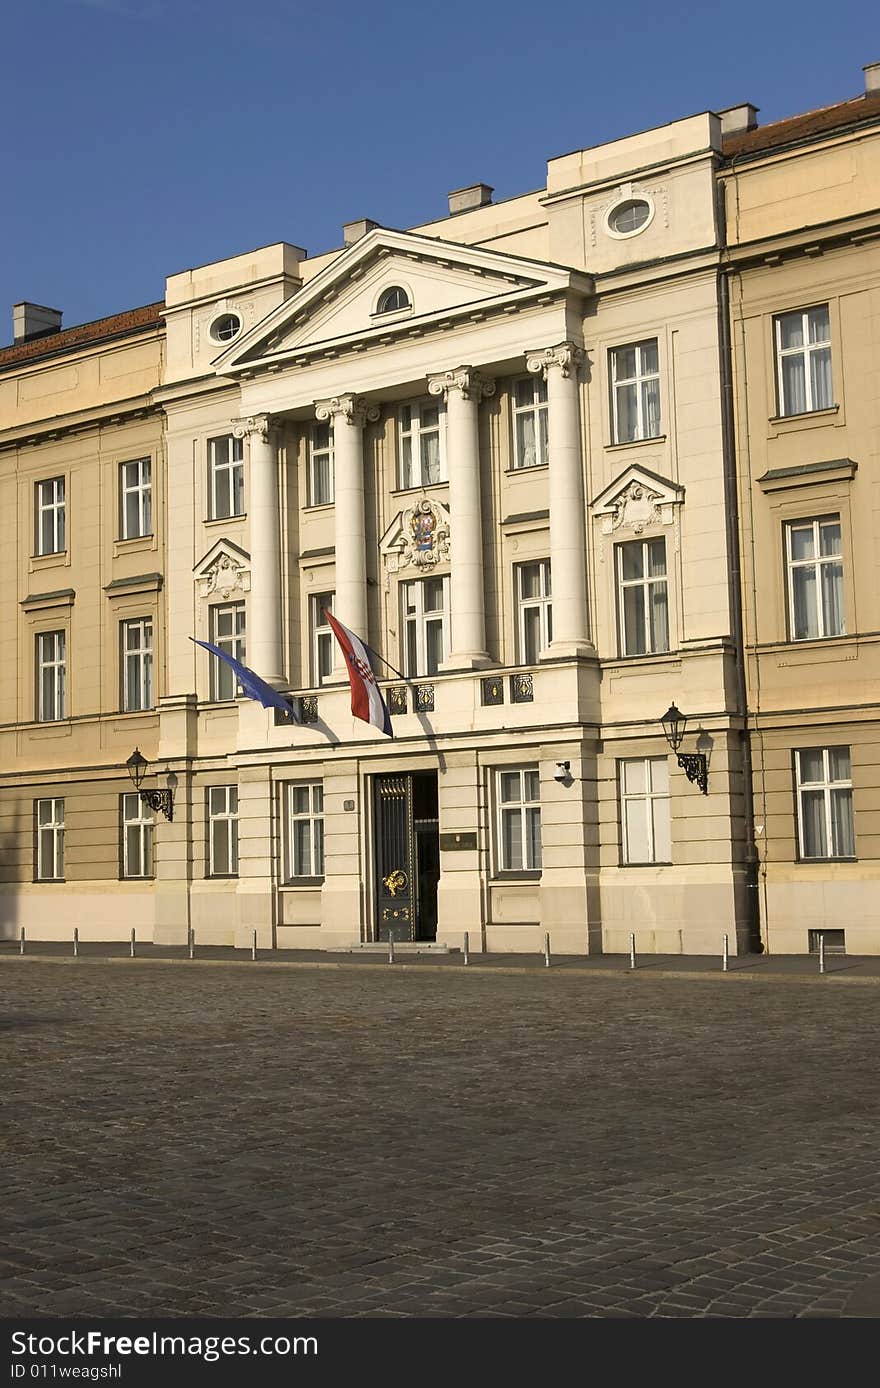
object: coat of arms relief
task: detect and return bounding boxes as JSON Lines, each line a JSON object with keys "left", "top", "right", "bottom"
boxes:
{"left": 380, "top": 497, "right": 451, "bottom": 577}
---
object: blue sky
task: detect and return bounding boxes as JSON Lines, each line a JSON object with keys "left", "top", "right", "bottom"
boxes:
{"left": 3, "top": 0, "right": 876, "bottom": 339}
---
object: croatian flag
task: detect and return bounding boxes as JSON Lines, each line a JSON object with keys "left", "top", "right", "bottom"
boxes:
{"left": 190, "top": 638, "right": 299, "bottom": 723}
{"left": 324, "top": 611, "right": 393, "bottom": 737}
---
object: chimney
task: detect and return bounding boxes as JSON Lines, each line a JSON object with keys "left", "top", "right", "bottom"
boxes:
{"left": 13, "top": 302, "right": 63, "bottom": 344}
{"left": 865, "top": 62, "right": 880, "bottom": 95}
{"left": 343, "top": 218, "right": 379, "bottom": 247}
{"left": 447, "top": 183, "right": 494, "bottom": 216}
{"left": 717, "top": 104, "right": 760, "bottom": 136}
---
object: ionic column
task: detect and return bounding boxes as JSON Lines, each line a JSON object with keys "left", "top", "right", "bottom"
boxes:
{"left": 234, "top": 414, "right": 284, "bottom": 685}
{"left": 427, "top": 366, "right": 494, "bottom": 668}
{"left": 314, "top": 394, "right": 378, "bottom": 645}
{"left": 526, "top": 342, "right": 591, "bottom": 655}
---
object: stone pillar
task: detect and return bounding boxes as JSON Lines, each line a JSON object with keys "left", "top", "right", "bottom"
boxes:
{"left": 314, "top": 394, "right": 378, "bottom": 646}
{"left": 234, "top": 414, "right": 284, "bottom": 684}
{"left": 526, "top": 342, "right": 591, "bottom": 656}
{"left": 427, "top": 367, "right": 494, "bottom": 669}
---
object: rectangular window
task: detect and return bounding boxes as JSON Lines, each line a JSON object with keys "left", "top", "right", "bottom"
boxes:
{"left": 398, "top": 401, "right": 444, "bottom": 489}
{"left": 497, "top": 768, "right": 541, "bottom": 872}
{"left": 120, "top": 457, "right": 152, "bottom": 539}
{"left": 610, "top": 340, "right": 661, "bottom": 443}
{"left": 619, "top": 758, "right": 671, "bottom": 864}
{"left": 35, "top": 477, "right": 66, "bottom": 555}
{"left": 516, "top": 560, "right": 552, "bottom": 663}
{"left": 308, "top": 422, "right": 334, "bottom": 506}
{"left": 796, "top": 747, "right": 855, "bottom": 860}
{"left": 36, "top": 798, "right": 64, "bottom": 881}
{"left": 121, "top": 792, "right": 153, "bottom": 879}
{"left": 310, "top": 592, "right": 335, "bottom": 687}
{"left": 775, "top": 305, "right": 833, "bottom": 416}
{"left": 785, "top": 516, "right": 844, "bottom": 641}
{"left": 209, "top": 603, "right": 246, "bottom": 701}
{"left": 617, "top": 537, "right": 669, "bottom": 656}
{"left": 208, "top": 786, "right": 239, "bottom": 876}
{"left": 36, "top": 631, "right": 66, "bottom": 721}
{"left": 402, "top": 576, "right": 449, "bottom": 677}
{"left": 121, "top": 617, "right": 153, "bottom": 712}
{"left": 512, "top": 376, "right": 548, "bottom": 469}
{"left": 208, "top": 435, "right": 244, "bottom": 519}
{"left": 286, "top": 783, "right": 324, "bottom": 880}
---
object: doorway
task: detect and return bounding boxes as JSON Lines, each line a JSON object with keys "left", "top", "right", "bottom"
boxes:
{"left": 373, "top": 771, "right": 439, "bottom": 942}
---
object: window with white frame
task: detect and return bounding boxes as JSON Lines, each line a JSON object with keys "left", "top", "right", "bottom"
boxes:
{"left": 208, "top": 435, "right": 244, "bottom": 519}
{"left": 120, "top": 457, "right": 152, "bottom": 539}
{"left": 398, "top": 400, "right": 444, "bottom": 489}
{"left": 617, "top": 537, "right": 669, "bottom": 656}
{"left": 402, "top": 576, "right": 449, "bottom": 677}
{"left": 785, "top": 516, "right": 844, "bottom": 641}
{"left": 36, "top": 798, "right": 64, "bottom": 881}
{"left": 286, "top": 783, "right": 324, "bottom": 879}
{"left": 796, "top": 747, "right": 855, "bottom": 860}
{"left": 121, "top": 792, "right": 153, "bottom": 879}
{"left": 121, "top": 617, "right": 153, "bottom": 712}
{"left": 36, "top": 631, "right": 66, "bottom": 721}
{"left": 308, "top": 422, "right": 334, "bottom": 506}
{"left": 310, "top": 592, "right": 335, "bottom": 686}
{"left": 516, "top": 560, "right": 552, "bottom": 663}
{"left": 207, "top": 786, "right": 239, "bottom": 876}
{"left": 775, "top": 305, "right": 833, "bottom": 417}
{"left": 497, "top": 768, "right": 542, "bottom": 872}
{"left": 209, "top": 603, "right": 246, "bottom": 700}
{"left": 35, "top": 477, "right": 66, "bottom": 555}
{"left": 619, "top": 758, "right": 671, "bottom": 864}
{"left": 610, "top": 340, "right": 661, "bottom": 443}
{"left": 511, "top": 375, "right": 548, "bottom": 469}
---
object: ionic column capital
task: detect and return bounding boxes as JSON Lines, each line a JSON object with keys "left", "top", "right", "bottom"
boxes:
{"left": 232, "top": 413, "right": 275, "bottom": 443}
{"left": 526, "top": 342, "right": 584, "bottom": 380}
{"left": 314, "top": 394, "right": 380, "bottom": 427}
{"left": 427, "top": 367, "right": 495, "bottom": 403}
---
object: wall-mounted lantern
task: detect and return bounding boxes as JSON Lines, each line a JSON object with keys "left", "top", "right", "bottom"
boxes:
{"left": 126, "top": 747, "right": 175, "bottom": 821}
{"left": 661, "top": 703, "right": 708, "bottom": 795}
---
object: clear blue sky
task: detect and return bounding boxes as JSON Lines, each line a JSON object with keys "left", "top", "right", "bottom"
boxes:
{"left": 3, "top": 0, "right": 877, "bottom": 341}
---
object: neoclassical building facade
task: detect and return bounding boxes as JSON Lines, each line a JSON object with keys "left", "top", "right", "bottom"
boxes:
{"left": 1, "top": 66, "right": 878, "bottom": 954}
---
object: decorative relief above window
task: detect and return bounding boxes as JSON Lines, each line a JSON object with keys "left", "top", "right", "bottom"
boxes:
{"left": 194, "top": 539, "right": 252, "bottom": 600}
{"left": 380, "top": 497, "right": 451, "bottom": 575}
{"left": 591, "top": 466, "right": 684, "bottom": 537}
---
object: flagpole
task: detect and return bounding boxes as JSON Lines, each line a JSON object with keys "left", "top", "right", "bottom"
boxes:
{"left": 365, "top": 645, "right": 412, "bottom": 686}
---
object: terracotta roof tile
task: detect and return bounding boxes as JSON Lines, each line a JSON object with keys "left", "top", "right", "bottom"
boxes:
{"left": 0, "top": 302, "right": 164, "bottom": 369}
{"left": 723, "top": 91, "right": 880, "bottom": 158}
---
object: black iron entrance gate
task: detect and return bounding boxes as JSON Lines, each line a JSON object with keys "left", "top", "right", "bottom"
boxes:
{"left": 374, "top": 772, "right": 439, "bottom": 942}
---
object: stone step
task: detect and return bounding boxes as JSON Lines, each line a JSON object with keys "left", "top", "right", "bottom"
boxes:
{"left": 326, "top": 942, "right": 452, "bottom": 954}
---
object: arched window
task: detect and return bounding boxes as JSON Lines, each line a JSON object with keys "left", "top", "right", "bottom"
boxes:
{"left": 376, "top": 285, "right": 410, "bottom": 314}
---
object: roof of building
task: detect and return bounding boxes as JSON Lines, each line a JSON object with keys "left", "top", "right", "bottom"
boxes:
{"left": 0, "top": 301, "right": 164, "bottom": 370}
{"left": 722, "top": 89, "right": 880, "bottom": 159}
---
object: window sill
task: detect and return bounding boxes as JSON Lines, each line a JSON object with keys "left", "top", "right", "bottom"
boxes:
{"left": 120, "top": 876, "right": 156, "bottom": 883}
{"left": 206, "top": 873, "right": 239, "bottom": 881}
{"left": 115, "top": 533, "right": 154, "bottom": 548}
{"left": 491, "top": 871, "right": 542, "bottom": 883}
{"left": 606, "top": 434, "right": 666, "bottom": 452}
{"left": 34, "top": 878, "right": 66, "bottom": 885}
{"left": 390, "top": 481, "right": 448, "bottom": 497}
{"left": 505, "top": 462, "right": 549, "bottom": 475}
{"left": 618, "top": 861, "right": 673, "bottom": 869}
{"left": 281, "top": 878, "right": 325, "bottom": 889}
{"left": 204, "top": 513, "right": 246, "bottom": 526}
{"left": 303, "top": 501, "right": 334, "bottom": 512}
{"left": 795, "top": 857, "right": 857, "bottom": 865}
{"left": 768, "top": 405, "right": 840, "bottom": 431}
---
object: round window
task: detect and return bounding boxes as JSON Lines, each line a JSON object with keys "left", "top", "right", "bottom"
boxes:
{"left": 607, "top": 199, "right": 652, "bottom": 237}
{"left": 210, "top": 312, "right": 242, "bottom": 343}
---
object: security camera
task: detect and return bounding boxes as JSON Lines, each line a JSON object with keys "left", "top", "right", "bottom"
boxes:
{"left": 554, "top": 761, "right": 571, "bottom": 782}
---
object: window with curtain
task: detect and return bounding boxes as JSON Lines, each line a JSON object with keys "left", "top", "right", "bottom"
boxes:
{"left": 310, "top": 592, "right": 335, "bottom": 686}
{"left": 208, "top": 435, "right": 244, "bottom": 519}
{"left": 308, "top": 422, "right": 334, "bottom": 506}
{"left": 516, "top": 560, "right": 552, "bottom": 663}
{"left": 796, "top": 747, "right": 854, "bottom": 859}
{"left": 121, "top": 792, "right": 153, "bottom": 879}
{"left": 610, "top": 340, "right": 661, "bottom": 443}
{"left": 398, "top": 401, "right": 444, "bottom": 489}
{"left": 36, "top": 798, "right": 65, "bottom": 881}
{"left": 619, "top": 758, "right": 671, "bottom": 864}
{"left": 785, "top": 516, "right": 844, "bottom": 640}
{"left": 617, "top": 538, "right": 669, "bottom": 656}
{"left": 208, "top": 786, "right": 239, "bottom": 876}
{"left": 286, "top": 783, "right": 324, "bottom": 880}
{"left": 497, "top": 768, "right": 542, "bottom": 872}
{"left": 401, "top": 576, "right": 449, "bottom": 676}
{"left": 775, "top": 305, "right": 833, "bottom": 416}
{"left": 511, "top": 375, "right": 549, "bottom": 468}
{"left": 209, "top": 603, "right": 246, "bottom": 700}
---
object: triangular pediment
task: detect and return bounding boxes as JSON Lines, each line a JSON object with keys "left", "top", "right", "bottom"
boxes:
{"left": 193, "top": 537, "right": 251, "bottom": 598}
{"left": 214, "top": 229, "right": 589, "bottom": 374}
{"left": 591, "top": 465, "right": 684, "bottom": 535}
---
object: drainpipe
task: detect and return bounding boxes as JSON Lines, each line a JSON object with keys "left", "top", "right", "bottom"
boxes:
{"left": 718, "top": 267, "right": 762, "bottom": 952}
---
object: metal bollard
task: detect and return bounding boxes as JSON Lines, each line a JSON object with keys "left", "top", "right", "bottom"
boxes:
{"left": 818, "top": 933, "right": 825, "bottom": 975}
{"left": 544, "top": 932, "right": 551, "bottom": 968}
{"left": 252, "top": 929, "right": 257, "bottom": 961}
{"left": 388, "top": 936, "right": 395, "bottom": 964}
{"left": 130, "top": 928, "right": 136, "bottom": 959}
{"left": 73, "top": 927, "right": 79, "bottom": 958}
{"left": 188, "top": 927, "right": 194, "bottom": 960}
{"left": 629, "top": 933, "right": 636, "bottom": 971}
{"left": 19, "top": 927, "right": 25, "bottom": 956}
{"left": 722, "top": 933, "right": 729, "bottom": 973}
{"left": 463, "top": 931, "right": 469, "bottom": 966}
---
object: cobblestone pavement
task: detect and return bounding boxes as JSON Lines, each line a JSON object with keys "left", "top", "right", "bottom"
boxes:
{"left": 2, "top": 959, "right": 880, "bottom": 1318}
